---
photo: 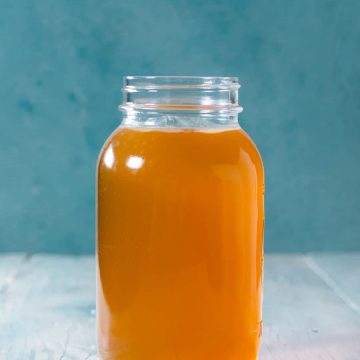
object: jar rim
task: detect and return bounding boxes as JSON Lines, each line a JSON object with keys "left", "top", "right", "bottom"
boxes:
{"left": 123, "top": 76, "right": 240, "bottom": 90}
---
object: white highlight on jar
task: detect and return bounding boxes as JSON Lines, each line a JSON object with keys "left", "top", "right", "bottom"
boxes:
{"left": 126, "top": 156, "right": 144, "bottom": 170}
{"left": 104, "top": 145, "right": 115, "bottom": 168}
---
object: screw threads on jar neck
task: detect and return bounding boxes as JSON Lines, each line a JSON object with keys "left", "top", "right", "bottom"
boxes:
{"left": 120, "top": 76, "right": 243, "bottom": 128}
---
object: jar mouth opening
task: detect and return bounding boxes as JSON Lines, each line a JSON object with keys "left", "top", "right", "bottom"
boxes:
{"left": 124, "top": 76, "right": 240, "bottom": 90}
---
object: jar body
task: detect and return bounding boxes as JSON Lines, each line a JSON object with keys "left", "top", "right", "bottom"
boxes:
{"left": 97, "top": 125, "right": 264, "bottom": 359}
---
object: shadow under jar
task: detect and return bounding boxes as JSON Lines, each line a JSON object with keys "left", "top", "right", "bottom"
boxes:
{"left": 97, "top": 76, "right": 264, "bottom": 360}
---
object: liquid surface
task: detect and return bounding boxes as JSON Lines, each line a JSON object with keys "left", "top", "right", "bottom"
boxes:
{"left": 97, "top": 127, "right": 264, "bottom": 360}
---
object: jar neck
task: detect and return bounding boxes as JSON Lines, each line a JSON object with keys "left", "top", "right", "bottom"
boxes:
{"left": 120, "top": 76, "right": 243, "bottom": 129}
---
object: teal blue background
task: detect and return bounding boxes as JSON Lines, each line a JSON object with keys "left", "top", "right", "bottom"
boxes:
{"left": 1, "top": 0, "right": 359, "bottom": 253}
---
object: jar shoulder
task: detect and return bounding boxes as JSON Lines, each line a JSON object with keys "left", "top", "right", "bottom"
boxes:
{"left": 98, "top": 127, "right": 263, "bottom": 177}
{"left": 236, "top": 128, "right": 264, "bottom": 174}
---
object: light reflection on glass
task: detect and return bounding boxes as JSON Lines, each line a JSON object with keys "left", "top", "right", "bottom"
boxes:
{"left": 104, "top": 145, "right": 115, "bottom": 168}
{"left": 126, "top": 155, "right": 144, "bottom": 170}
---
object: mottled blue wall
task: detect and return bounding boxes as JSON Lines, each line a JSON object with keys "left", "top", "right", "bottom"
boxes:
{"left": 1, "top": 0, "right": 360, "bottom": 253}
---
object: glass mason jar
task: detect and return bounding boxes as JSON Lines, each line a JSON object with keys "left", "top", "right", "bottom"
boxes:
{"left": 97, "top": 76, "right": 264, "bottom": 360}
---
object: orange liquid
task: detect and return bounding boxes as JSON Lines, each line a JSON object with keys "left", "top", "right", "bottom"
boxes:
{"left": 97, "top": 127, "right": 264, "bottom": 360}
